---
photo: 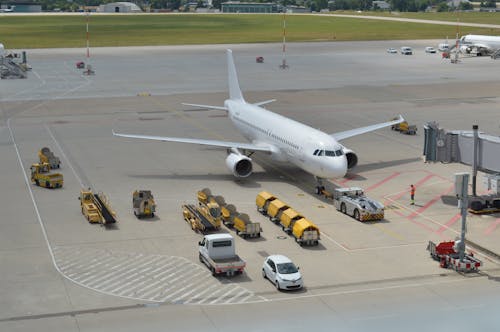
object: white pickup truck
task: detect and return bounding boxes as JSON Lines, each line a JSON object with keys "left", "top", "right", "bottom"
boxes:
{"left": 198, "top": 234, "right": 246, "bottom": 277}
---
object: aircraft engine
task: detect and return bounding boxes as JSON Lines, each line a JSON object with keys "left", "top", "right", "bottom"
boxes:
{"left": 342, "top": 147, "right": 358, "bottom": 170}
{"left": 225, "top": 152, "right": 253, "bottom": 178}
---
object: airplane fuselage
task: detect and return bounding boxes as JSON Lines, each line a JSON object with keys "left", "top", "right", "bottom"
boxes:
{"left": 225, "top": 99, "right": 348, "bottom": 179}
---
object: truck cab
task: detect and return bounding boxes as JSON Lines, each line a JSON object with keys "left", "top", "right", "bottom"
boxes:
{"left": 198, "top": 234, "right": 245, "bottom": 276}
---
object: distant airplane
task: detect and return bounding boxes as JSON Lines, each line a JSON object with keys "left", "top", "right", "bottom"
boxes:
{"left": 114, "top": 50, "right": 404, "bottom": 192}
{"left": 0, "top": 5, "right": 15, "bottom": 12}
{"left": 459, "top": 34, "right": 500, "bottom": 57}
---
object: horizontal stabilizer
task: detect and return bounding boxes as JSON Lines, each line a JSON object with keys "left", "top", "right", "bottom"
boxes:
{"left": 253, "top": 99, "right": 276, "bottom": 107}
{"left": 182, "top": 103, "right": 228, "bottom": 111}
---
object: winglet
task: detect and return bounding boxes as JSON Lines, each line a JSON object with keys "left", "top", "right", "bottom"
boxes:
{"left": 227, "top": 49, "right": 244, "bottom": 101}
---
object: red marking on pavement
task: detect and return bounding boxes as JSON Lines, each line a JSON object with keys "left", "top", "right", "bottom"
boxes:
{"left": 407, "top": 185, "right": 455, "bottom": 219}
{"left": 436, "top": 213, "right": 461, "bottom": 234}
{"left": 365, "top": 172, "right": 401, "bottom": 193}
{"left": 484, "top": 218, "right": 500, "bottom": 236}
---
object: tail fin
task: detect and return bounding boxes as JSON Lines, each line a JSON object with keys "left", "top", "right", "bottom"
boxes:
{"left": 227, "top": 49, "right": 244, "bottom": 101}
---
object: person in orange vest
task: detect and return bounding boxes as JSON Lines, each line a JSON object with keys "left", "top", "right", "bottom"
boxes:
{"left": 410, "top": 184, "right": 415, "bottom": 205}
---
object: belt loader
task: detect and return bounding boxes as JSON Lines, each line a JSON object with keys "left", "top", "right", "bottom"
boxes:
{"left": 132, "top": 190, "right": 156, "bottom": 218}
{"left": 30, "top": 163, "right": 63, "bottom": 189}
{"left": 79, "top": 188, "right": 117, "bottom": 225}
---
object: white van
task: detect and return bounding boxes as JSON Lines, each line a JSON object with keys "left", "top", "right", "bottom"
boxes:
{"left": 400, "top": 47, "right": 413, "bottom": 55}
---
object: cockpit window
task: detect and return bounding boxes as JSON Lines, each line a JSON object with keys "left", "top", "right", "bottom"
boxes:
{"left": 325, "top": 150, "right": 336, "bottom": 157}
{"left": 313, "top": 149, "right": 319, "bottom": 156}
{"left": 335, "top": 149, "right": 343, "bottom": 156}
{"left": 318, "top": 150, "right": 324, "bottom": 156}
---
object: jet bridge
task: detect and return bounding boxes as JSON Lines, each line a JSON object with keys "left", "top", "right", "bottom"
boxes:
{"left": 423, "top": 122, "right": 500, "bottom": 174}
{"left": 424, "top": 122, "right": 500, "bottom": 212}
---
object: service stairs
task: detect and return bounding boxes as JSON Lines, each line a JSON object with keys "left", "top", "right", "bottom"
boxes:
{"left": 0, "top": 56, "right": 27, "bottom": 79}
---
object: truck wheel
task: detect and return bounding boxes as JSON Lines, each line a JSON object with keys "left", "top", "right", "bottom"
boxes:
{"left": 341, "top": 203, "right": 346, "bottom": 214}
{"left": 211, "top": 267, "right": 216, "bottom": 276}
{"left": 354, "top": 209, "right": 360, "bottom": 221}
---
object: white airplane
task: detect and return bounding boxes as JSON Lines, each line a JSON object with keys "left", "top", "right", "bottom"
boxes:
{"left": 459, "top": 34, "right": 500, "bottom": 57}
{"left": 0, "top": 6, "right": 15, "bottom": 12}
{"left": 113, "top": 50, "right": 404, "bottom": 192}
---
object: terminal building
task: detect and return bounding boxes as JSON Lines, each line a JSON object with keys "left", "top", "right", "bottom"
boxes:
{"left": 221, "top": 2, "right": 278, "bottom": 13}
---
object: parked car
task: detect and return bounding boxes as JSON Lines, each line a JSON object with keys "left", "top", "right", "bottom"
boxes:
{"left": 262, "top": 255, "right": 303, "bottom": 291}
{"left": 425, "top": 47, "right": 437, "bottom": 54}
{"left": 400, "top": 46, "right": 413, "bottom": 55}
{"left": 386, "top": 48, "right": 397, "bottom": 54}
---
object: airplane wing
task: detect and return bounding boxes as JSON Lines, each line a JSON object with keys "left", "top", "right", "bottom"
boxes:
{"left": 331, "top": 115, "right": 405, "bottom": 141}
{"left": 112, "top": 131, "right": 273, "bottom": 152}
{"left": 253, "top": 99, "right": 276, "bottom": 107}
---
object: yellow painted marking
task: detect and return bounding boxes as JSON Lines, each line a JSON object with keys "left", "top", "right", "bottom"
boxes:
{"left": 374, "top": 223, "right": 406, "bottom": 241}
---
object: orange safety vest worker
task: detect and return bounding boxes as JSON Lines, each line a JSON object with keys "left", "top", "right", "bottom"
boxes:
{"left": 410, "top": 185, "right": 415, "bottom": 205}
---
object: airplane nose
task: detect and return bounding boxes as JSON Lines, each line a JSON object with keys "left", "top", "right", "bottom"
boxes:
{"left": 323, "top": 156, "right": 347, "bottom": 178}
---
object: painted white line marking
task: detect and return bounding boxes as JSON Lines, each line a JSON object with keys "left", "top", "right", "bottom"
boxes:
{"left": 209, "top": 286, "right": 239, "bottom": 304}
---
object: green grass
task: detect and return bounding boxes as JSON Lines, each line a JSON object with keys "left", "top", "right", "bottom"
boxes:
{"left": 1, "top": 14, "right": 499, "bottom": 49}
{"left": 335, "top": 11, "right": 500, "bottom": 25}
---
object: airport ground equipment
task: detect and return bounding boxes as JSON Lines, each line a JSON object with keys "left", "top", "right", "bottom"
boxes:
{"left": 424, "top": 123, "right": 500, "bottom": 213}
{"left": 79, "top": 188, "right": 117, "bottom": 224}
{"left": 38, "top": 147, "right": 61, "bottom": 169}
{"left": 182, "top": 193, "right": 221, "bottom": 233}
{"left": 256, "top": 192, "right": 320, "bottom": 246}
{"left": 427, "top": 240, "right": 481, "bottom": 272}
{"left": 30, "top": 163, "right": 63, "bottom": 189}
{"left": 132, "top": 190, "right": 156, "bottom": 218}
{"left": 267, "top": 199, "right": 289, "bottom": 223}
{"left": 0, "top": 50, "right": 28, "bottom": 79}
{"left": 391, "top": 118, "right": 417, "bottom": 135}
{"left": 331, "top": 187, "right": 384, "bottom": 221}
{"left": 198, "top": 234, "right": 246, "bottom": 277}
{"left": 256, "top": 191, "right": 277, "bottom": 214}
{"left": 198, "top": 188, "right": 261, "bottom": 238}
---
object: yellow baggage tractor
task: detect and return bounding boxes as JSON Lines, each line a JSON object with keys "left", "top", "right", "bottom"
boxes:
{"left": 256, "top": 191, "right": 277, "bottom": 215}
{"left": 279, "top": 208, "right": 304, "bottom": 233}
{"left": 292, "top": 218, "right": 320, "bottom": 246}
{"left": 267, "top": 199, "right": 289, "bottom": 223}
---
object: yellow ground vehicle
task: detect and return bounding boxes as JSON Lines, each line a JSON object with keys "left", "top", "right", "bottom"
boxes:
{"left": 267, "top": 199, "right": 289, "bottom": 223}
{"left": 38, "top": 147, "right": 61, "bottom": 169}
{"left": 291, "top": 218, "right": 320, "bottom": 246}
{"left": 132, "top": 190, "right": 156, "bottom": 218}
{"left": 182, "top": 202, "right": 221, "bottom": 233}
{"left": 391, "top": 118, "right": 417, "bottom": 135}
{"left": 197, "top": 188, "right": 261, "bottom": 237}
{"left": 279, "top": 208, "right": 303, "bottom": 231}
{"left": 256, "top": 191, "right": 277, "bottom": 214}
{"left": 79, "top": 188, "right": 117, "bottom": 224}
{"left": 256, "top": 192, "right": 320, "bottom": 246}
{"left": 30, "top": 163, "right": 63, "bottom": 189}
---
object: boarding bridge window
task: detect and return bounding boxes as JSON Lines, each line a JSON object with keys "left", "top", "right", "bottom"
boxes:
{"left": 212, "top": 240, "right": 232, "bottom": 248}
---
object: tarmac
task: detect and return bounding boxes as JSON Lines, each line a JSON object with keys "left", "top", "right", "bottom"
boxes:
{"left": 1, "top": 41, "right": 500, "bottom": 331}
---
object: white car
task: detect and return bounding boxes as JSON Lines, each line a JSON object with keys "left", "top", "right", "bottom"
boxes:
{"left": 425, "top": 47, "right": 437, "bottom": 54}
{"left": 386, "top": 48, "right": 397, "bottom": 54}
{"left": 400, "top": 46, "right": 413, "bottom": 55}
{"left": 262, "top": 255, "right": 303, "bottom": 291}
